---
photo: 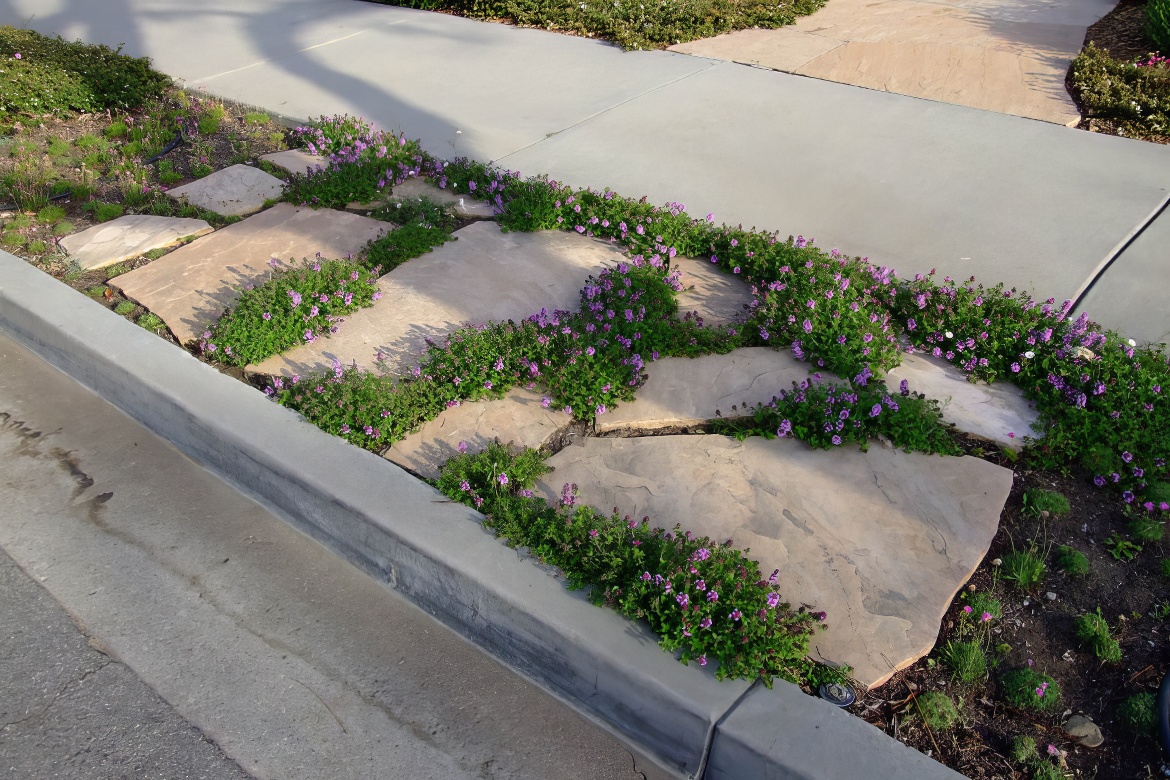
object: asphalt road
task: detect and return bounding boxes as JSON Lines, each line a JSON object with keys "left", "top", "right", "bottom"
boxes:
{"left": 0, "top": 332, "right": 669, "bottom": 780}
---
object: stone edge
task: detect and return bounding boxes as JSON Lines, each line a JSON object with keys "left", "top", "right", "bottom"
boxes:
{"left": 0, "top": 249, "right": 961, "bottom": 780}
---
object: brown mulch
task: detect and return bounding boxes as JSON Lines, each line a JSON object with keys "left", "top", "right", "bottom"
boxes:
{"left": 1083, "top": 0, "right": 1159, "bottom": 61}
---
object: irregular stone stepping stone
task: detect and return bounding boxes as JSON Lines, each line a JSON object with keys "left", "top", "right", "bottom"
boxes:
{"left": 251, "top": 221, "right": 622, "bottom": 378}
{"left": 385, "top": 388, "right": 568, "bottom": 479}
{"left": 166, "top": 164, "right": 285, "bottom": 217}
{"left": 59, "top": 215, "right": 212, "bottom": 271}
{"left": 597, "top": 348, "right": 817, "bottom": 433}
{"left": 672, "top": 256, "right": 754, "bottom": 324}
{"left": 392, "top": 177, "right": 496, "bottom": 218}
{"left": 260, "top": 149, "right": 323, "bottom": 175}
{"left": 114, "top": 204, "right": 388, "bottom": 345}
{"left": 887, "top": 352, "right": 1040, "bottom": 450}
{"left": 535, "top": 435, "right": 1011, "bottom": 688}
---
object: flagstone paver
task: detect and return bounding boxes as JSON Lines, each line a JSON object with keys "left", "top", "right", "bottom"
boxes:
{"left": 385, "top": 388, "right": 569, "bottom": 479}
{"left": 392, "top": 177, "right": 497, "bottom": 218}
{"left": 668, "top": 0, "right": 1111, "bottom": 124}
{"left": 536, "top": 435, "right": 1012, "bottom": 688}
{"left": 260, "top": 149, "right": 323, "bottom": 175}
{"left": 59, "top": 215, "right": 213, "bottom": 271}
{"left": 250, "top": 221, "right": 623, "bottom": 378}
{"left": 166, "top": 164, "right": 286, "bottom": 217}
{"left": 671, "top": 256, "right": 754, "bottom": 325}
{"left": 887, "top": 352, "right": 1040, "bottom": 449}
{"left": 114, "top": 204, "right": 388, "bottom": 345}
{"left": 596, "top": 348, "right": 814, "bottom": 433}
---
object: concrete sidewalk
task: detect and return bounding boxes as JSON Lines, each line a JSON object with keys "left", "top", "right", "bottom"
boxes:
{"left": 4, "top": 0, "right": 1170, "bottom": 341}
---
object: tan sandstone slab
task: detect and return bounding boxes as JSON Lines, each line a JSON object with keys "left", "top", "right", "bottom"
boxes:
{"left": 392, "top": 177, "right": 497, "bottom": 218}
{"left": 59, "top": 215, "right": 212, "bottom": 271}
{"left": 260, "top": 149, "right": 323, "bottom": 175}
{"left": 167, "top": 164, "right": 286, "bottom": 217}
{"left": 114, "top": 203, "right": 388, "bottom": 345}
{"left": 596, "top": 348, "right": 816, "bottom": 433}
{"left": 385, "top": 388, "right": 569, "bottom": 479}
{"left": 672, "top": 256, "right": 754, "bottom": 325}
{"left": 251, "top": 221, "right": 623, "bottom": 377}
{"left": 536, "top": 436, "right": 1011, "bottom": 688}
{"left": 888, "top": 351, "right": 1040, "bottom": 449}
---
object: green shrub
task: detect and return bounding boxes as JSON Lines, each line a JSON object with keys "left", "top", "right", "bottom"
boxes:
{"left": 113, "top": 300, "right": 136, "bottom": 315}
{"left": 913, "top": 691, "right": 960, "bottom": 731}
{"left": 37, "top": 204, "right": 66, "bottom": 224}
{"left": 1150, "top": 0, "right": 1170, "bottom": 54}
{"left": 1054, "top": 545, "right": 1089, "bottom": 575}
{"left": 1130, "top": 514, "right": 1165, "bottom": 542}
{"left": 1022, "top": 488, "right": 1070, "bottom": 518}
{"left": 1118, "top": 691, "right": 1158, "bottom": 736}
{"left": 1031, "top": 763, "right": 1064, "bottom": 780}
{"left": 52, "top": 220, "right": 73, "bottom": 236}
{"left": 1074, "top": 608, "right": 1122, "bottom": 663}
{"left": 196, "top": 104, "right": 225, "bottom": 135}
{"left": 1010, "top": 735, "right": 1038, "bottom": 765}
{"left": 203, "top": 258, "right": 382, "bottom": 365}
{"left": 104, "top": 121, "right": 128, "bottom": 139}
{"left": 1105, "top": 532, "right": 1142, "bottom": 561}
{"left": 1162, "top": 557, "right": 1170, "bottom": 578}
{"left": 1002, "top": 548, "right": 1046, "bottom": 591}
{"left": 1070, "top": 43, "right": 1170, "bottom": 139}
{"left": 0, "top": 27, "right": 169, "bottom": 119}
{"left": 962, "top": 591, "right": 1003, "bottom": 621}
{"left": 1001, "top": 668, "right": 1061, "bottom": 712}
{"left": 89, "top": 202, "right": 123, "bottom": 222}
{"left": 27, "top": 239, "right": 47, "bottom": 254}
{"left": 362, "top": 223, "right": 453, "bottom": 272}
{"left": 939, "top": 640, "right": 987, "bottom": 684}
{"left": 2, "top": 231, "right": 26, "bottom": 247}
{"left": 137, "top": 312, "right": 166, "bottom": 333}
{"left": 244, "top": 111, "right": 270, "bottom": 125}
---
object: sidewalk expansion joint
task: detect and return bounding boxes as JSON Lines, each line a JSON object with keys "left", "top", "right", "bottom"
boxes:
{"left": 694, "top": 677, "right": 759, "bottom": 779}
{"left": 1070, "top": 189, "right": 1170, "bottom": 311}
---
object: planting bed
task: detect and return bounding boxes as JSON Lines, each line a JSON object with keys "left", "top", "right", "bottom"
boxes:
{"left": 2, "top": 29, "right": 1167, "bottom": 780}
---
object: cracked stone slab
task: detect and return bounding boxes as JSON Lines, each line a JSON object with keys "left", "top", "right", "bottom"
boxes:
{"left": 887, "top": 351, "right": 1040, "bottom": 449}
{"left": 58, "top": 215, "right": 212, "bottom": 270}
{"left": 385, "top": 388, "right": 569, "bottom": 479}
{"left": 536, "top": 435, "right": 1011, "bottom": 688}
{"left": 251, "top": 221, "right": 622, "bottom": 377}
{"left": 260, "top": 149, "right": 323, "bottom": 175}
{"left": 672, "top": 256, "right": 754, "bottom": 325}
{"left": 597, "top": 348, "right": 816, "bottom": 433}
{"left": 113, "top": 203, "right": 388, "bottom": 345}
{"left": 166, "top": 164, "right": 286, "bottom": 217}
{"left": 392, "top": 177, "right": 497, "bottom": 218}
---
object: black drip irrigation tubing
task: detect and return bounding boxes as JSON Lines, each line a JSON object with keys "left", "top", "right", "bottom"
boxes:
{"left": 1160, "top": 671, "right": 1170, "bottom": 759}
{"left": 1, "top": 131, "right": 183, "bottom": 212}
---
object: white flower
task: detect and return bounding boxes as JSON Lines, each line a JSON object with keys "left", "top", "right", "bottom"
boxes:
{"left": 1127, "top": 338, "right": 1136, "bottom": 347}
{"left": 944, "top": 331, "right": 954, "bottom": 339}
{"left": 1024, "top": 351, "right": 1035, "bottom": 359}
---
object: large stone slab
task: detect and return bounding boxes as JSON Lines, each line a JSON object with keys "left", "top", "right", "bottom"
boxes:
{"left": 887, "top": 351, "right": 1041, "bottom": 449}
{"left": 113, "top": 204, "right": 388, "bottom": 345}
{"left": 166, "top": 164, "right": 286, "bottom": 217}
{"left": 260, "top": 149, "right": 323, "bottom": 175}
{"left": 597, "top": 348, "right": 815, "bottom": 433}
{"left": 392, "top": 177, "right": 497, "bottom": 218}
{"left": 536, "top": 436, "right": 1011, "bottom": 688}
{"left": 59, "top": 215, "right": 212, "bottom": 270}
{"left": 251, "top": 222, "right": 623, "bottom": 377}
{"left": 671, "top": 256, "right": 754, "bottom": 325}
{"left": 385, "top": 388, "right": 568, "bottom": 479}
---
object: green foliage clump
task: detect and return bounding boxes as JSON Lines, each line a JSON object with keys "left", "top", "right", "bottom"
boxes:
{"left": 913, "top": 691, "right": 960, "bottom": 731}
{"left": 113, "top": 300, "right": 136, "bottom": 315}
{"left": 1002, "top": 548, "right": 1046, "bottom": 591}
{"left": 137, "top": 312, "right": 166, "bottom": 333}
{"left": 374, "top": 0, "right": 827, "bottom": 51}
{"left": 2, "top": 231, "right": 26, "bottom": 247}
{"left": 1105, "top": 532, "right": 1142, "bottom": 561}
{"left": 1162, "top": 557, "right": 1170, "bottom": 578}
{"left": 1010, "top": 735, "right": 1038, "bottom": 765}
{"left": 1054, "top": 545, "right": 1089, "bottom": 576}
{"left": 244, "top": 111, "right": 270, "bottom": 125}
{"left": 939, "top": 640, "right": 987, "bottom": 684}
{"left": 963, "top": 590, "right": 1003, "bottom": 621}
{"left": 362, "top": 223, "right": 453, "bottom": 272}
{"left": 1117, "top": 691, "right": 1158, "bottom": 736}
{"left": 87, "top": 202, "right": 123, "bottom": 222}
{"left": 203, "top": 258, "right": 382, "bottom": 366}
{"left": 36, "top": 204, "right": 66, "bottom": 224}
{"left": 1149, "top": 0, "right": 1170, "bottom": 55}
{"left": 52, "top": 219, "right": 73, "bottom": 236}
{"left": 1022, "top": 488, "right": 1070, "bottom": 518}
{"left": 1074, "top": 608, "right": 1122, "bottom": 663}
{"left": 1001, "top": 668, "right": 1061, "bottom": 712}
{"left": 434, "top": 442, "right": 836, "bottom": 686}
{"left": 0, "top": 27, "right": 169, "bottom": 123}
{"left": 1070, "top": 43, "right": 1170, "bottom": 139}
{"left": 26, "top": 238, "right": 47, "bottom": 254}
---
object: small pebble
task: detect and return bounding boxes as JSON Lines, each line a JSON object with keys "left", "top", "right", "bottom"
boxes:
{"left": 1046, "top": 592, "right": 1057, "bottom": 600}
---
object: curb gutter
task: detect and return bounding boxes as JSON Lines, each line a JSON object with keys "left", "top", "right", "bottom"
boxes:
{"left": 0, "top": 250, "right": 962, "bottom": 779}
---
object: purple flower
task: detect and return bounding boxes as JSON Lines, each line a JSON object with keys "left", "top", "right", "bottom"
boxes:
{"left": 766, "top": 592, "right": 780, "bottom": 609}
{"left": 1122, "top": 451, "right": 1133, "bottom": 463}
{"left": 963, "top": 605, "right": 973, "bottom": 614}
{"left": 262, "top": 312, "right": 272, "bottom": 321}
{"left": 831, "top": 435, "right": 842, "bottom": 446}
{"left": 457, "top": 441, "right": 468, "bottom": 453}
{"left": 698, "top": 655, "right": 707, "bottom": 667}
{"left": 729, "top": 609, "right": 742, "bottom": 621}
{"left": 699, "top": 617, "right": 712, "bottom": 629}
{"left": 694, "top": 579, "right": 706, "bottom": 591}
{"left": 541, "top": 396, "right": 552, "bottom": 408}
{"left": 706, "top": 590, "right": 719, "bottom": 603}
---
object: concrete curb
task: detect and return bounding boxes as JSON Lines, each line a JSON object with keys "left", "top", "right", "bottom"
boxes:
{"left": 0, "top": 250, "right": 962, "bottom": 779}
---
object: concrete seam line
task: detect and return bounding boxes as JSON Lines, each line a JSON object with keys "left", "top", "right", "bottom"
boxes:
{"left": 1070, "top": 190, "right": 1170, "bottom": 311}
{"left": 694, "top": 678, "right": 759, "bottom": 780}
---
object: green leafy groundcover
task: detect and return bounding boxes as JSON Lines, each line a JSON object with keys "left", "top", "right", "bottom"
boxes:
{"left": 369, "top": 0, "right": 828, "bottom": 51}
{"left": 436, "top": 442, "right": 843, "bottom": 686}
{"left": 1070, "top": 43, "right": 1170, "bottom": 139}
{"left": 232, "top": 117, "right": 1170, "bottom": 686}
{"left": 0, "top": 27, "right": 170, "bottom": 125}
